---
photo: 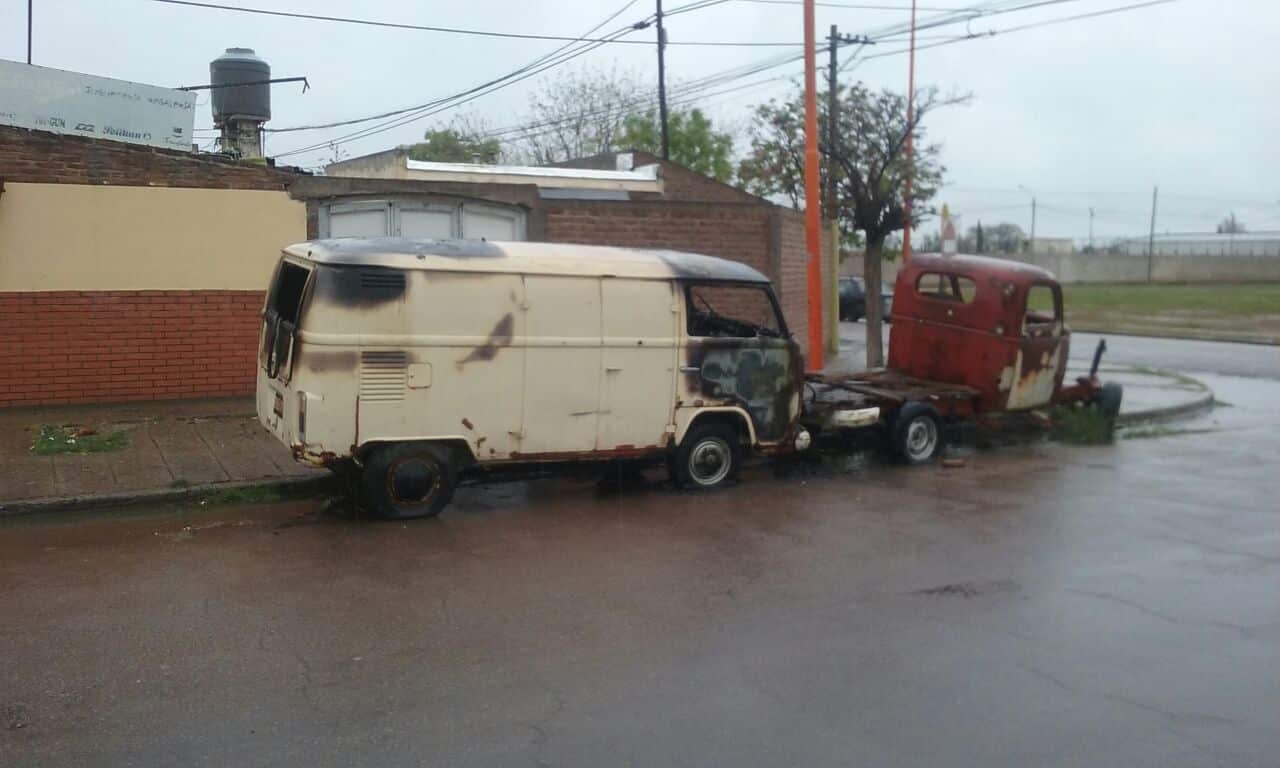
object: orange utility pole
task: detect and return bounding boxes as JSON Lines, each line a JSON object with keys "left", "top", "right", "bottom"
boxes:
{"left": 802, "top": 0, "right": 824, "bottom": 371}
{"left": 901, "top": 0, "right": 917, "bottom": 262}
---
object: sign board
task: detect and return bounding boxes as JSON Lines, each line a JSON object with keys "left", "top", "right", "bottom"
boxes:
{"left": 0, "top": 59, "right": 196, "bottom": 151}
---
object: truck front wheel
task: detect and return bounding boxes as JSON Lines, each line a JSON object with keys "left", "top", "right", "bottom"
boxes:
{"left": 891, "top": 404, "right": 942, "bottom": 465}
{"left": 672, "top": 422, "right": 741, "bottom": 489}
{"left": 362, "top": 442, "right": 457, "bottom": 519}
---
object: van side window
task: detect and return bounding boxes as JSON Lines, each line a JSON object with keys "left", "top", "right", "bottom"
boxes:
{"left": 915, "top": 272, "right": 976, "bottom": 303}
{"left": 687, "top": 283, "right": 784, "bottom": 339}
{"left": 1024, "top": 284, "right": 1062, "bottom": 337}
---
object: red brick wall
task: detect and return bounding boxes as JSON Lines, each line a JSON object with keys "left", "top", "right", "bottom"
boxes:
{"left": 0, "top": 124, "right": 293, "bottom": 190}
{"left": 0, "top": 291, "right": 263, "bottom": 407}
{"left": 544, "top": 201, "right": 820, "bottom": 359}
{"left": 545, "top": 202, "right": 772, "bottom": 274}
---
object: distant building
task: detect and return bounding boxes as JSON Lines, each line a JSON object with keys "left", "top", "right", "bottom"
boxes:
{"left": 1029, "top": 237, "right": 1074, "bottom": 255}
{"left": 1117, "top": 232, "right": 1280, "bottom": 257}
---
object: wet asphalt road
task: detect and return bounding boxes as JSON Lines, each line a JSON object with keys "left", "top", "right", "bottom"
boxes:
{"left": 3, "top": 353, "right": 1279, "bottom": 766}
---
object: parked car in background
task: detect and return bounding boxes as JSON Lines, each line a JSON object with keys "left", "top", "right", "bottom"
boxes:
{"left": 838, "top": 276, "right": 892, "bottom": 323}
{"left": 838, "top": 277, "right": 866, "bottom": 321}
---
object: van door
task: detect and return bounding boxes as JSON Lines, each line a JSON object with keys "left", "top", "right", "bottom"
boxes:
{"left": 519, "top": 276, "right": 602, "bottom": 456}
{"left": 678, "top": 282, "right": 801, "bottom": 444}
{"left": 598, "top": 279, "right": 678, "bottom": 452}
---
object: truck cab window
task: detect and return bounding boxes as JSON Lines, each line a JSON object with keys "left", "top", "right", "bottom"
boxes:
{"left": 1024, "top": 284, "right": 1062, "bottom": 337}
{"left": 915, "top": 272, "right": 976, "bottom": 303}
{"left": 687, "top": 283, "right": 784, "bottom": 339}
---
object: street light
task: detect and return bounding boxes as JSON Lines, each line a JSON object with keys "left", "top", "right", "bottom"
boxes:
{"left": 1017, "top": 184, "right": 1037, "bottom": 253}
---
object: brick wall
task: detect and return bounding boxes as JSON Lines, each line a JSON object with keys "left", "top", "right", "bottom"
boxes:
{"left": 544, "top": 201, "right": 823, "bottom": 361}
{"left": 545, "top": 201, "right": 773, "bottom": 274}
{"left": 0, "top": 291, "right": 263, "bottom": 407}
{"left": 0, "top": 124, "right": 293, "bottom": 190}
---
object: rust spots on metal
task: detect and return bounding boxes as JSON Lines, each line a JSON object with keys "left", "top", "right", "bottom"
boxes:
{"left": 461, "top": 418, "right": 474, "bottom": 431}
{"left": 457, "top": 313, "right": 515, "bottom": 365}
{"left": 508, "top": 445, "right": 662, "bottom": 461}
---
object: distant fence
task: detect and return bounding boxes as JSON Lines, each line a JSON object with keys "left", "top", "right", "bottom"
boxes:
{"left": 840, "top": 250, "right": 1280, "bottom": 284}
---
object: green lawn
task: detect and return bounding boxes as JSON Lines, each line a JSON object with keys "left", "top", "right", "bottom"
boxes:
{"left": 1061, "top": 283, "right": 1280, "bottom": 316}
{"left": 1046, "top": 283, "right": 1280, "bottom": 342}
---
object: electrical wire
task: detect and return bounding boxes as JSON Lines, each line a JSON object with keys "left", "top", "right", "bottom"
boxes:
{"left": 275, "top": 0, "right": 1171, "bottom": 162}
{"left": 149, "top": 0, "right": 807, "bottom": 47}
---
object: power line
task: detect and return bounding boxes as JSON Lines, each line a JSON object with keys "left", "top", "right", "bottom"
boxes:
{"left": 272, "top": 2, "right": 653, "bottom": 155}
{"left": 148, "top": 0, "right": 806, "bottom": 47}
{"left": 277, "top": 0, "right": 1166, "bottom": 162}
{"left": 730, "top": 0, "right": 977, "bottom": 9}
{"left": 268, "top": 0, "right": 645, "bottom": 136}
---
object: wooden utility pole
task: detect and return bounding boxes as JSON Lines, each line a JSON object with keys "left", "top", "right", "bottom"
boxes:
{"left": 803, "top": 0, "right": 823, "bottom": 371}
{"left": 655, "top": 0, "right": 670, "bottom": 160}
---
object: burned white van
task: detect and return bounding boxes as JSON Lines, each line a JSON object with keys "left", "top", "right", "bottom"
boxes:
{"left": 258, "top": 238, "right": 808, "bottom": 518}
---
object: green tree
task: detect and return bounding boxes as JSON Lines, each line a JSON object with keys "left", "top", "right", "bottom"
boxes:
{"left": 616, "top": 108, "right": 735, "bottom": 182}
{"left": 738, "top": 83, "right": 966, "bottom": 365}
{"left": 406, "top": 126, "right": 502, "bottom": 164}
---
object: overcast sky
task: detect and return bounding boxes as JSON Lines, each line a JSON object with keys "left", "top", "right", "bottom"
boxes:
{"left": 4, "top": 0, "right": 1277, "bottom": 241}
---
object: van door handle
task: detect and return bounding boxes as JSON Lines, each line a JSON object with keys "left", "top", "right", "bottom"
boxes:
{"left": 680, "top": 366, "right": 701, "bottom": 374}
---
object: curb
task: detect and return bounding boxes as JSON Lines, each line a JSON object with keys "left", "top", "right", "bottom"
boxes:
{"left": 1113, "top": 367, "right": 1216, "bottom": 427}
{"left": 1072, "top": 325, "right": 1279, "bottom": 347}
{"left": 0, "top": 474, "right": 332, "bottom": 519}
{"left": 1115, "top": 389, "right": 1215, "bottom": 427}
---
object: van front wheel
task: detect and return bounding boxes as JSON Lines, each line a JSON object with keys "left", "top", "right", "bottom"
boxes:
{"left": 362, "top": 443, "right": 457, "bottom": 519}
{"left": 672, "top": 423, "right": 741, "bottom": 490}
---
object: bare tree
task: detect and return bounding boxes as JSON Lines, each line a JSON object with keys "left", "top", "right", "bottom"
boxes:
{"left": 740, "top": 83, "right": 968, "bottom": 366}
{"left": 518, "top": 65, "right": 646, "bottom": 165}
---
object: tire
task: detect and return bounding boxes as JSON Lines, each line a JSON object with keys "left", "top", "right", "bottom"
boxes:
{"left": 672, "top": 422, "right": 742, "bottom": 489}
{"left": 891, "top": 403, "right": 942, "bottom": 465}
{"left": 361, "top": 442, "right": 457, "bottom": 519}
{"left": 1093, "top": 382, "right": 1124, "bottom": 420}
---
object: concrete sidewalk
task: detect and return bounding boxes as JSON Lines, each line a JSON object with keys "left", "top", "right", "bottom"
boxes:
{"left": 0, "top": 398, "right": 324, "bottom": 513}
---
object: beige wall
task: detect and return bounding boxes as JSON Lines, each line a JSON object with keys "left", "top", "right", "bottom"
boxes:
{"left": 0, "top": 183, "right": 307, "bottom": 291}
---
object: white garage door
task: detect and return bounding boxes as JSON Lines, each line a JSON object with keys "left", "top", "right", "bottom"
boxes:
{"left": 321, "top": 200, "right": 525, "bottom": 241}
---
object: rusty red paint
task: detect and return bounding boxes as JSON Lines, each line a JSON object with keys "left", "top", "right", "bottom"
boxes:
{"left": 887, "top": 254, "right": 1069, "bottom": 413}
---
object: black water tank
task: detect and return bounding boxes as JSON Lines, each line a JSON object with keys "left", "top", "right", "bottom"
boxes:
{"left": 210, "top": 47, "right": 270, "bottom": 123}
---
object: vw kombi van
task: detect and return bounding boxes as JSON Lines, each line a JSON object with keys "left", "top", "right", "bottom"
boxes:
{"left": 258, "top": 238, "right": 810, "bottom": 518}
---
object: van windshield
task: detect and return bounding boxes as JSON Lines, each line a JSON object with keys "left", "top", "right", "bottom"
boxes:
{"left": 261, "top": 261, "right": 312, "bottom": 380}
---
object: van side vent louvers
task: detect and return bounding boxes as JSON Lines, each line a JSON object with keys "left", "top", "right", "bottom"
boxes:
{"left": 360, "top": 270, "right": 406, "bottom": 292}
{"left": 359, "top": 351, "right": 408, "bottom": 402}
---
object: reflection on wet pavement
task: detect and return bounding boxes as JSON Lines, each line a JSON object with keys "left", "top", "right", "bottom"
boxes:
{"left": 1, "top": 374, "right": 1277, "bottom": 767}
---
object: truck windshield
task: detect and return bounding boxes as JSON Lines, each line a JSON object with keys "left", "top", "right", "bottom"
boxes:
{"left": 687, "top": 283, "right": 784, "bottom": 339}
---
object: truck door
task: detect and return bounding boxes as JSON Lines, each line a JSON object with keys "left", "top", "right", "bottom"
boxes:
{"left": 1005, "top": 282, "right": 1069, "bottom": 410}
{"left": 678, "top": 282, "right": 800, "bottom": 444}
{"left": 598, "top": 279, "right": 678, "bottom": 452}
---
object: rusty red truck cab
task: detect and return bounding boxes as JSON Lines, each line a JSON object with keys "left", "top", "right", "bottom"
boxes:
{"left": 804, "top": 253, "right": 1119, "bottom": 464}
{"left": 888, "top": 253, "right": 1072, "bottom": 412}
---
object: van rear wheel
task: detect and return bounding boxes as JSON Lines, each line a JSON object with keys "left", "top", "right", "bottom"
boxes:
{"left": 672, "top": 422, "right": 741, "bottom": 490}
{"left": 362, "top": 443, "right": 457, "bottom": 519}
